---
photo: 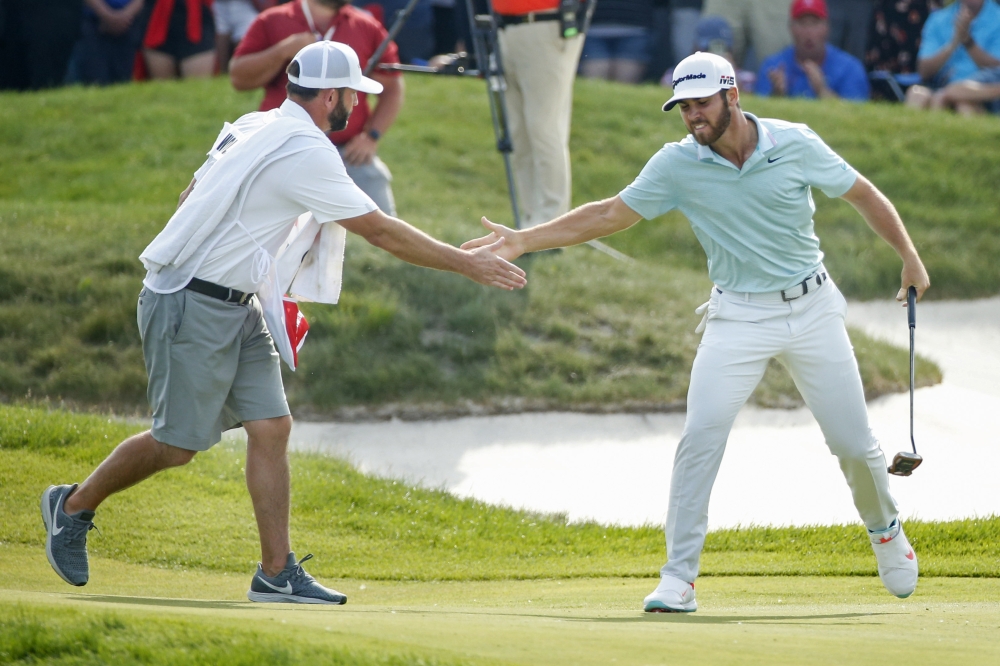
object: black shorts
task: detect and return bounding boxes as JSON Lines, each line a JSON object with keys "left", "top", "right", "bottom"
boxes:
{"left": 150, "top": 2, "right": 215, "bottom": 61}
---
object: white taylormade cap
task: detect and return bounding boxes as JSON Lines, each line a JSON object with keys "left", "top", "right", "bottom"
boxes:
{"left": 663, "top": 52, "right": 736, "bottom": 111}
{"left": 289, "top": 41, "right": 383, "bottom": 94}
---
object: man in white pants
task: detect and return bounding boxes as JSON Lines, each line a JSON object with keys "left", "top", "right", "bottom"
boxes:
{"left": 463, "top": 51, "right": 930, "bottom": 611}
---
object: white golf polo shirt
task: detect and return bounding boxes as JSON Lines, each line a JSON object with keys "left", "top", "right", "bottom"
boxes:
{"left": 144, "top": 99, "right": 377, "bottom": 295}
{"left": 619, "top": 113, "right": 858, "bottom": 293}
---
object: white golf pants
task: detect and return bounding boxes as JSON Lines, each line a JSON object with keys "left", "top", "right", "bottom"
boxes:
{"left": 662, "top": 277, "right": 899, "bottom": 583}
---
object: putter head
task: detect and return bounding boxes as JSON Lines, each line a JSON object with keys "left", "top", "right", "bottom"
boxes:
{"left": 888, "top": 451, "right": 923, "bottom": 476}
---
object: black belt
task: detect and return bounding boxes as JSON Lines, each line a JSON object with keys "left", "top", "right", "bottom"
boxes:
{"left": 780, "top": 271, "right": 828, "bottom": 302}
{"left": 496, "top": 11, "right": 560, "bottom": 27}
{"left": 185, "top": 277, "right": 254, "bottom": 305}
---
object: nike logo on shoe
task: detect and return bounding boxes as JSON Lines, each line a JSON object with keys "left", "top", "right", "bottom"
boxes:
{"left": 879, "top": 535, "right": 894, "bottom": 544}
{"left": 906, "top": 550, "right": 915, "bottom": 560}
{"left": 258, "top": 578, "right": 293, "bottom": 594}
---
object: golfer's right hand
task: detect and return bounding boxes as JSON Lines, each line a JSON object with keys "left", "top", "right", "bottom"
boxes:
{"left": 461, "top": 217, "right": 525, "bottom": 262}
{"left": 464, "top": 237, "right": 527, "bottom": 291}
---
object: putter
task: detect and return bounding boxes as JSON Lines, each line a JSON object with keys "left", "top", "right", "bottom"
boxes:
{"left": 888, "top": 286, "right": 923, "bottom": 476}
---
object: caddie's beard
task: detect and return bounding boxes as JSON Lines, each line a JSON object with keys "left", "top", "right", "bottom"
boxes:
{"left": 690, "top": 100, "right": 732, "bottom": 146}
{"left": 327, "top": 94, "right": 350, "bottom": 132}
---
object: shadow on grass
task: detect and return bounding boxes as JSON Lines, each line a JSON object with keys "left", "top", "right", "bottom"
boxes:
{"left": 76, "top": 595, "right": 253, "bottom": 611}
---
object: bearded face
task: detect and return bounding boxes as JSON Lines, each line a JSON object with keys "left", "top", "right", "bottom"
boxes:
{"left": 327, "top": 90, "right": 351, "bottom": 132}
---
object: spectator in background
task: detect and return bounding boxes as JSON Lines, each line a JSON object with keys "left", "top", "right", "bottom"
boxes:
{"left": 214, "top": 1, "right": 272, "bottom": 73}
{"left": 580, "top": 0, "right": 654, "bottom": 83}
{"left": 756, "top": 0, "right": 870, "bottom": 101}
{"left": 491, "top": 0, "right": 584, "bottom": 228}
{"left": 671, "top": 0, "right": 703, "bottom": 65}
{"left": 378, "top": 0, "right": 434, "bottom": 62}
{"left": 866, "top": 0, "right": 938, "bottom": 75}
{"left": 932, "top": 64, "right": 1000, "bottom": 113}
{"left": 75, "top": 0, "right": 146, "bottom": 84}
{"left": 905, "top": 0, "right": 1000, "bottom": 110}
{"left": 0, "top": 0, "right": 83, "bottom": 90}
{"left": 142, "top": 0, "right": 217, "bottom": 78}
{"left": 229, "top": 0, "right": 404, "bottom": 215}
{"left": 827, "top": 0, "right": 873, "bottom": 61}
{"left": 702, "top": 0, "right": 792, "bottom": 70}
{"left": 430, "top": 0, "right": 459, "bottom": 55}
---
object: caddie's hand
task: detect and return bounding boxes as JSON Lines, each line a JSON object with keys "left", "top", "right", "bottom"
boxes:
{"left": 897, "top": 259, "right": 930, "bottom": 304}
{"left": 464, "top": 237, "right": 527, "bottom": 290}
{"left": 341, "top": 133, "right": 377, "bottom": 165}
{"left": 460, "top": 217, "right": 524, "bottom": 261}
{"left": 282, "top": 32, "right": 317, "bottom": 59}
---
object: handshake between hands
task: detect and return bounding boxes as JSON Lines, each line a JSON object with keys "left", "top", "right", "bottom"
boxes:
{"left": 459, "top": 217, "right": 529, "bottom": 291}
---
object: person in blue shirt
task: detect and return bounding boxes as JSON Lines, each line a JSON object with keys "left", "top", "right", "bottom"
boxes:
{"left": 905, "top": 0, "right": 1000, "bottom": 112}
{"left": 755, "top": 0, "right": 870, "bottom": 101}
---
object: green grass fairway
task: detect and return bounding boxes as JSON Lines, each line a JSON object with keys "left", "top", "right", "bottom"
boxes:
{"left": 2, "top": 545, "right": 999, "bottom": 665}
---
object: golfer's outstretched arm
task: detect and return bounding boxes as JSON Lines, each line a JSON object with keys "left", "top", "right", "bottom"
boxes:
{"left": 840, "top": 174, "right": 930, "bottom": 302}
{"left": 462, "top": 196, "right": 642, "bottom": 261}
{"left": 337, "top": 209, "right": 527, "bottom": 290}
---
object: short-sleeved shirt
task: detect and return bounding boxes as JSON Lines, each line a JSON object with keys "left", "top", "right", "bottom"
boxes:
{"left": 144, "top": 100, "right": 378, "bottom": 295}
{"left": 755, "top": 44, "right": 871, "bottom": 101}
{"left": 917, "top": 0, "right": 1000, "bottom": 85}
{"left": 234, "top": 3, "right": 400, "bottom": 145}
{"left": 619, "top": 113, "right": 858, "bottom": 293}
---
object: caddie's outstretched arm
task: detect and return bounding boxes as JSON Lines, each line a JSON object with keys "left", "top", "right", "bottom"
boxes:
{"left": 840, "top": 174, "right": 930, "bottom": 303}
{"left": 461, "top": 196, "right": 642, "bottom": 261}
{"left": 337, "top": 209, "right": 527, "bottom": 291}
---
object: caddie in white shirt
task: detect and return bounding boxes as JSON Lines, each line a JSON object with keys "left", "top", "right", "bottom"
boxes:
{"left": 40, "top": 41, "right": 526, "bottom": 604}
{"left": 463, "top": 52, "right": 931, "bottom": 611}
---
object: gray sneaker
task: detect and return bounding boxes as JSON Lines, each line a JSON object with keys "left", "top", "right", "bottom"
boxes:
{"left": 247, "top": 553, "right": 347, "bottom": 605}
{"left": 41, "top": 484, "right": 96, "bottom": 586}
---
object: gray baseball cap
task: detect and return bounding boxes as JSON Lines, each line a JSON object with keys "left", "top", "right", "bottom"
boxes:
{"left": 289, "top": 41, "right": 383, "bottom": 94}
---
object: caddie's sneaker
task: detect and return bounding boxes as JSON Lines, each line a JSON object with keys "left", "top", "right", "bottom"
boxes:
{"left": 247, "top": 553, "right": 347, "bottom": 605}
{"left": 869, "top": 520, "right": 918, "bottom": 598}
{"left": 41, "top": 484, "right": 96, "bottom": 586}
{"left": 643, "top": 574, "right": 697, "bottom": 613}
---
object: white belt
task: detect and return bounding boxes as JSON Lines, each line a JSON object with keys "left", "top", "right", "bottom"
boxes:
{"left": 716, "top": 271, "right": 829, "bottom": 304}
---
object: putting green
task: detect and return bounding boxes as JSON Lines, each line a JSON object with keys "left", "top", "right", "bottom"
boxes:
{"left": 2, "top": 544, "right": 998, "bottom": 665}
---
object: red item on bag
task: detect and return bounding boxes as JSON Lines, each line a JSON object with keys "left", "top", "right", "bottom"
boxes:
{"left": 283, "top": 298, "right": 310, "bottom": 369}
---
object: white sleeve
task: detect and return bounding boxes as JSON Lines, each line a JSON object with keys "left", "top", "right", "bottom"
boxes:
{"left": 284, "top": 148, "right": 379, "bottom": 224}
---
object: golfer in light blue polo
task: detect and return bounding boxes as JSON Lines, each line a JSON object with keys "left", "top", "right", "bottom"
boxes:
{"left": 464, "top": 51, "right": 931, "bottom": 611}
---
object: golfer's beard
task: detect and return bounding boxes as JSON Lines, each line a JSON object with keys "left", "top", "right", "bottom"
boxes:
{"left": 691, "top": 103, "right": 732, "bottom": 145}
{"left": 328, "top": 100, "right": 350, "bottom": 132}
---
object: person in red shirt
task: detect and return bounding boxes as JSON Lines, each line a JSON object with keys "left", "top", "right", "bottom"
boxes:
{"left": 230, "top": 0, "right": 404, "bottom": 214}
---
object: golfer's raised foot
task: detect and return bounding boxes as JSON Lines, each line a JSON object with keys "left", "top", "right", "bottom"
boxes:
{"left": 643, "top": 574, "right": 697, "bottom": 613}
{"left": 248, "top": 553, "right": 347, "bottom": 605}
{"left": 41, "top": 484, "right": 96, "bottom": 586}
{"left": 869, "top": 519, "right": 918, "bottom": 598}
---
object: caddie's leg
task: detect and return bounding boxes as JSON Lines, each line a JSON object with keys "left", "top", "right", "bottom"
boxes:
{"left": 780, "top": 284, "right": 898, "bottom": 531}
{"left": 244, "top": 415, "right": 294, "bottom": 577}
{"left": 63, "top": 431, "right": 196, "bottom": 514}
{"left": 662, "top": 315, "right": 775, "bottom": 582}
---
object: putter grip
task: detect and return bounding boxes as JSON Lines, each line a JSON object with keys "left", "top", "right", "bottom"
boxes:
{"left": 907, "top": 286, "right": 916, "bottom": 328}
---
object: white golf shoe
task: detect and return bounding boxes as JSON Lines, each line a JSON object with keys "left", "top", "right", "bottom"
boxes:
{"left": 869, "top": 520, "right": 918, "bottom": 598}
{"left": 643, "top": 574, "right": 697, "bottom": 613}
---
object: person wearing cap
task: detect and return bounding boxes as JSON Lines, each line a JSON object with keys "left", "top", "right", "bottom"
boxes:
{"left": 462, "top": 50, "right": 929, "bottom": 612}
{"left": 904, "top": 0, "right": 1000, "bottom": 113}
{"left": 230, "top": 0, "right": 403, "bottom": 216}
{"left": 756, "top": 0, "right": 870, "bottom": 101}
{"left": 491, "top": 0, "right": 585, "bottom": 227}
{"left": 40, "top": 41, "right": 527, "bottom": 603}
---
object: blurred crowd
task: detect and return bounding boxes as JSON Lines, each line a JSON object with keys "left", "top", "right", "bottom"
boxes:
{"left": 1, "top": 0, "right": 998, "bottom": 115}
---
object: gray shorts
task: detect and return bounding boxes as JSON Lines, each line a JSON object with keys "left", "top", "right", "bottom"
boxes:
{"left": 137, "top": 287, "right": 290, "bottom": 451}
{"left": 338, "top": 147, "right": 397, "bottom": 217}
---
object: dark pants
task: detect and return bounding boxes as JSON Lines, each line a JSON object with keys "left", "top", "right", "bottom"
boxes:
{"left": 0, "top": 0, "right": 83, "bottom": 90}
{"left": 75, "top": 12, "right": 144, "bottom": 85}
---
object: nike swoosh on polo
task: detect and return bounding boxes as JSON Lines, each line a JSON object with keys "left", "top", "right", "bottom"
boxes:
{"left": 767, "top": 156, "right": 784, "bottom": 163}
{"left": 258, "top": 578, "right": 293, "bottom": 594}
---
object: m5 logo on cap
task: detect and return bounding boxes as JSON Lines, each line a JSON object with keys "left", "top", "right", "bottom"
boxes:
{"left": 720, "top": 75, "right": 735, "bottom": 86}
